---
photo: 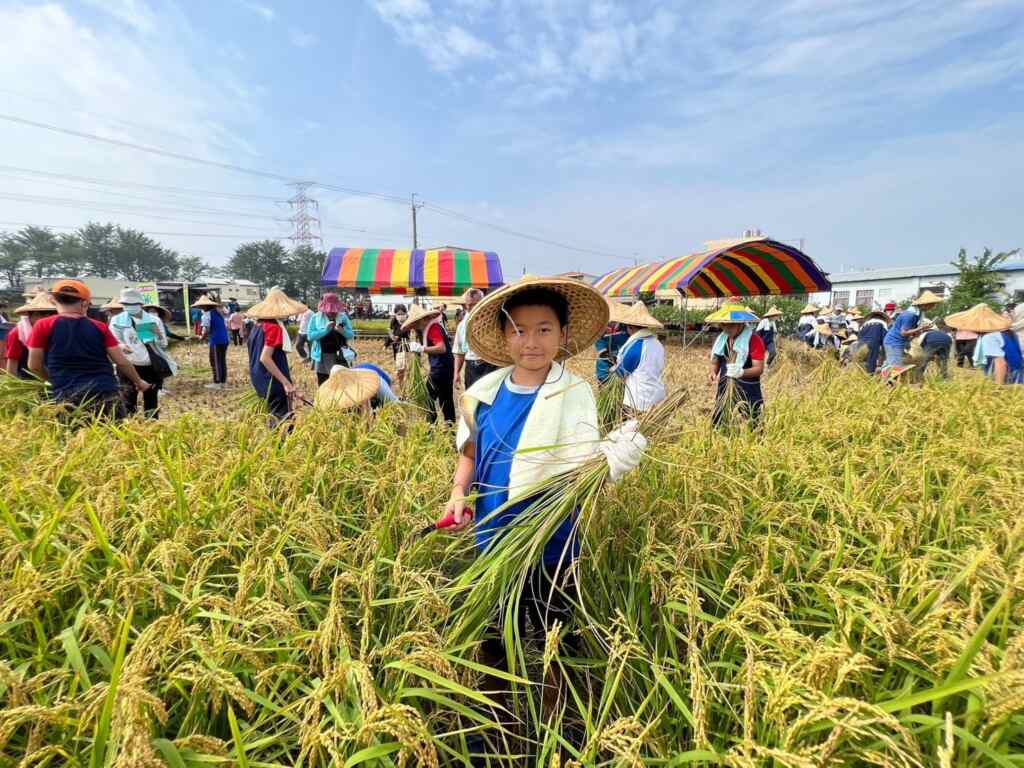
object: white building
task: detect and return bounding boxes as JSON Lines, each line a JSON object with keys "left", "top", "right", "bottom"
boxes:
{"left": 810, "top": 256, "right": 1024, "bottom": 309}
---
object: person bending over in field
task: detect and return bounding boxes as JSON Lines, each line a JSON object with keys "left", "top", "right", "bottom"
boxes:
{"left": 27, "top": 280, "right": 151, "bottom": 420}
{"left": 315, "top": 362, "right": 399, "bottom": 413}
{"left": 245, "top": 287, "right": 308, "bottom": 425}
{"left": 442, "top": 276, "right": 646, "bottom": 746}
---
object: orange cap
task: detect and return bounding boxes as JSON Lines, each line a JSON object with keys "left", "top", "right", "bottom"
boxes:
{"left": 51, "top": 279, "right": 91, "bottom": 302}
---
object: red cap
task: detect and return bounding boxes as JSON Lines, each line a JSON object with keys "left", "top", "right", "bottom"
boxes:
{"left": 51, "top": 279, "right": 92, "bottom": 302}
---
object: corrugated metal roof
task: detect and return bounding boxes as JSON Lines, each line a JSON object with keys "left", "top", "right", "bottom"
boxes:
{"left": 831, "top": 259, "right": 1024, "bottom": 283}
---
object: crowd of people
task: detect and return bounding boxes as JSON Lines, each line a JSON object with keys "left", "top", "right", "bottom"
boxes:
{"left": 794, "top": 293, "right": 1024, "bottom": 385}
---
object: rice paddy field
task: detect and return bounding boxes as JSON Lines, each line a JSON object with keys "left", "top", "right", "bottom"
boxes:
{"left": 2, "top": 335, "right": 1023, "bottom": 767}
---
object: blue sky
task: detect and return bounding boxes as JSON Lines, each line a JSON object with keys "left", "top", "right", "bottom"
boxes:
{"left": 0, "top": 0, "right": 1022, "bottom": 279}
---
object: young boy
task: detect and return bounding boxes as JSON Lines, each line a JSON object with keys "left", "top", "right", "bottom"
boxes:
{"left": 443, "top": 277, "right": 646, "bottom": 666}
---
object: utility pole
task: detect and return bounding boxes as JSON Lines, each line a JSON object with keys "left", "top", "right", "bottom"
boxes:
{"left": 411, "top": 193, "right": 423, "bottom": 249}
{"left": 286, "top": 182, "right": 322, "bottom": 250}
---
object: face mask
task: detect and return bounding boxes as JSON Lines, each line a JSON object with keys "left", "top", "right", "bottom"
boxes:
{"left": 126, "top": 305, "right": 143, "bottom": 316}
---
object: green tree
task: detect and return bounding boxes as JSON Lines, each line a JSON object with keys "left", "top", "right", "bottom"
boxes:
{"left": 114, "top": 228, "right": 179, "bottom": 281}
{"left": 177, "top": 255, "right": 210, "bottom": 282}
{"left": 0, "top": 232, "right": 27, "bottom": 288}
{"left": 943, "top": 247, "right": 1019, "bottom": 314}
{"left": 77, "top": 223, "right": 119, "bottom": 277}
{"left": 284, "top": 245, "right": 325, "bottom": 305}
{"left": 12, "top": 226, "right": 61, "bottom": 278}
{"left": 225, "top": 240, "right": 290, "bottom": 287}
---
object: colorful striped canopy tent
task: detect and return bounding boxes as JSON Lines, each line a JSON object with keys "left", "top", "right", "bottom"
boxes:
{"left": 594, "top": 238, "right": 831, "bottom": 298}
{"left": 321, "top": 247, "right": 504, "bottom": 296}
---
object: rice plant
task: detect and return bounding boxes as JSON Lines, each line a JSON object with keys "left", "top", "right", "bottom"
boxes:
{"left": 1, "top": 350, "right": 1023, "bottom": 766}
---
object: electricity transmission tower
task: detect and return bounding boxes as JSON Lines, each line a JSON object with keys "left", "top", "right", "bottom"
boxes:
{"left": 286, "top": 181, "right": 322, "bottom": 249}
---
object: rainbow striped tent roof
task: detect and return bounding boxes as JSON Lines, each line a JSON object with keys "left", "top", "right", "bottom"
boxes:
{"left": 594, "top": 238, "right": 830, "bottom": 298}
{"left": 321, "top": 247, "right": 504, "bottom": 296}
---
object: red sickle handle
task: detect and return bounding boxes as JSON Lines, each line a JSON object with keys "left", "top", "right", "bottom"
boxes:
{"left": 435, "top": 508, "right": 473, "bottom": 530}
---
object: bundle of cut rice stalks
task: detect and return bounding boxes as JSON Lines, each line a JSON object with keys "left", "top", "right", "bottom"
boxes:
{"left": 405, "top": 351, "right": 435, "bottom": 416}
{"left": 595, "top": 374, "right": 625, "bottom": 431}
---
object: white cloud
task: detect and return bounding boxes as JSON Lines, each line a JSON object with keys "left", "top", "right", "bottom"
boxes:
{"left": 82, "top": 0, "right": 156, "bottom": 33}
{"left": 0, "top": 3, "right": 278, "bottom": 266}
{"left": 239, "top": 1, "right": 275, "bottom": 22}
{"left": 371, "top": 0, "right": 496, "bottom": 71}
{"left": 289, "top": 29, "right": 318, "bottom": 48}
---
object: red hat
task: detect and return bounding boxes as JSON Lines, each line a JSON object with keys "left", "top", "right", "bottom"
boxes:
{"left": 318, "top": 293, "right": 344, "bottom": 313}
{"left": 51, "top": 279, "right": 91, "bottom": 302}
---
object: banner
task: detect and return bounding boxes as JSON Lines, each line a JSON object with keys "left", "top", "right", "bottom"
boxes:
{"left": 135, "top": 282, "right": 159, "bottom": 306}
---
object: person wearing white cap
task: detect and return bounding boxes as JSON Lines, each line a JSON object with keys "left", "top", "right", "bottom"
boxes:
{"left": 109, "top": 288, "right": 176, "bottom": 417}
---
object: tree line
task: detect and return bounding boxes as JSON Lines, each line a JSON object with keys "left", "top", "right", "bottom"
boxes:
{"left": 0, "top": 223, "right": 327, "bottom": 305}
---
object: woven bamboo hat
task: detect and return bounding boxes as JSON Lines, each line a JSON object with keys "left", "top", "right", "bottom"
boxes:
{"left": 191, "top": 294, "right": 220, "bottom": 309}
{"left": 943, "top": 303, "right": 1011, "bottom": 333}
{"left": 144, "top": 303, "right": 171, "bottom": 321}
{"left": 14, "top": 291, "right": 57, "bottom": 315}
{"left": 800, "top": 303, "right": 819, "bottom": 315}
{"left": 244, "top": 287, "right": 308, "bottom": 320}
{"left": 864, "top": 310, "right": 890, "bottom": 324}
{"left": 606, "top": 298, "right": 630, "bottom": 325}
{"left": 912, "top": 290, "right": 943, "bottom": 307}
{"left": 619, "top": 301, "right": 664, "bottom": 329}
{"left": 400, "top": 303, "right": 442, "bottom": 332}
{"left": 101, "top": 299, "right": 123, "bottom": 312}
{"left": 315, "top": 365, "right": 380, "bottom": 411}
{"left": 847, "top": 308, "right": 863, "bottom": 319}
{"left": 763, "top": 306, "right": 783, "bottom": 318}
{"left": 468, "top": 275, "right": 609, "bottom": 367}
{"left": 816, "top": 322, "right": 833, "bottom": 337}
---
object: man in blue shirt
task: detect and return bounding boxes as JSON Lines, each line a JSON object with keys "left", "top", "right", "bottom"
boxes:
{"left": 196, "top": 294, "right": 230, "bottom": 389}
{"left": 883, "top": 291, "right": 942, "bottom": 367}
{"left": 594, "top": 322, "right": 629, "bottom": 383}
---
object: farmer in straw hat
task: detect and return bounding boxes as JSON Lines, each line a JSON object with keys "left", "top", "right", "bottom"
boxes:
{"left": 109, "top": 288, "right": 177, "bottom": 418}
{"left": 883, "top": 290, "right": 942, "bottom": 368}
{"left": 797, "top": 303, "right": 819, "bottom": 338}
{"left": 706, "top": 304, "right": 766, "bottom": 427}
{"left": 144, "top": 303, "right": 186, "bottom": 341}
{"left": 245, "top": 287, "right": 308, "bottom": 424}
{"left": 100, "top": 298, "right": 123, "bottom": 321}
{"left": 4, "top": 290, "right": 56, "bottom": 378}
{"left": 946, "top": 303, "right": 1022, "bottom": 385}
{"left": 756, "top": 306, "right": 783, "bottom": 367}
{"left": 403, "top": 303, "right": 456, "bottom": 423}
{"left": 315, "top": 362, "right": 399, "bottom": 413}
{"left": 194, "top": 294, "right": 230, "bottom": 390}
{"left": 442, "top": 276, "right": 647, "bottom": 695}
{"left": 909, "top": 323, "right": 953, "bottom": 383}
{"left": 27, "top": 280, "right": 152, "bottom": 419}
{"left": 611, "top": 300, "right": 666, "bottom": 413}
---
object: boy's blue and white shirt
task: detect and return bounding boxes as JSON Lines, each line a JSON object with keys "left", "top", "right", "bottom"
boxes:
{"left": 456, "top": 363, "right": 601, "bottom": 502}
{"left": 614, "top": 330, "right": 667, "bottom": 412}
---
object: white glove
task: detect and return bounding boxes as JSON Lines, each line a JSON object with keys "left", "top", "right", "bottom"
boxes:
{"left": 407, "top": 341, "right": 423, "bottom": 353}
{"left": 725, "top": 362, "right": 743, "bottom": 379}
{"left": 598, "top": 419, "right": 648, "bottom": 483}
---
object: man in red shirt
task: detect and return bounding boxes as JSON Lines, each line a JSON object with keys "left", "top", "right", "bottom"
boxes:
{"left": 28, "top": 280, "right": 151, "bottom": 418}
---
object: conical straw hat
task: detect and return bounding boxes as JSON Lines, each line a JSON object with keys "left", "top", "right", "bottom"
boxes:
{"left": 315, "top": 366, "right": 380, "bottom": 411}
{"left": 943, "top": 303, "right": 1011, "bottom": 333}
{"left": 191, "top": 294, "right": 220, "bottom": 309}
{"left": 704, "top": 303, "right": 759, "bottom": 324}
{"left": 244, "top": 286, "right": 308, "bottom": 320}
{"left": 618, "top": 300, "right": 663, "bottom": 329}
{"left": 762, "top": 306, "right": 783, "bottom": 318}
{"left": 400, "top": 303, "right": 442, "bottom": 332}
{"left": 606, "top": 298, "right": 630, "bottom": 325}
{"left": 14, "top": 291, "right": 57, "bottom": 315}
{"left": 468, "top": 275, "right": 609, "bottom": 367}
{"left": 800, "top": 303, "right": 819, "bottom": 315}
{"left": 101, "top": 299, "right": 123, "bottom": 311}
{"left": 912, "top": 290, "right": 943, "bottom": 306}
{"left": 816, "top": 322, "right": 833, "bottom": 337}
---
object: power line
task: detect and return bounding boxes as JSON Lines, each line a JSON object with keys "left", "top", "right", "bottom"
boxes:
{"left": 0, "top": 191, "right": 291, "bottom": 222}
{"left": 0, "top": 165, "right": 283, "bottom": 201}
{"left": 0, "top": 111, "right": 635, "bottom": 258}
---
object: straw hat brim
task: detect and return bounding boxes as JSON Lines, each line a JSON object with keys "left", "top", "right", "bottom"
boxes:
{"left": 400, "top": 305, "right": 442, "bottom": 332}
{"left": 606, "top": 299, "right": 630, "bottom": 325}
{"left": 192, "top": 297, "right": 220, "bottom": 308}
{"left": 763, "top": 308, "right": 783, "bottom": 318}
{"left": 467, "top": 276, "right": 610, "bottom": 367}
{"left": 619, "top": 301, "right": 664, "bottom": 329}
{"left": 14, "top": 295, "right": 58, "bottom": 314}
{"left": 865, "top": 311, "right": 890, "bottom": 323}
{"left": 800, "top": 304, "right": 819, "bottom": 314}
{"left": 913, "top": 291, "right": 943, "bottom": 306}
{"left": 244, "top": 290, "right": 308, "bottom": 320}
{"left": 144, "top": 305, "right": 171, "bottom": 320}
{"left": 315, "top": 368, "right": 379, "bottom": 410}
{"left": 944, "top": 303, "right": 1011, "bottom": 333}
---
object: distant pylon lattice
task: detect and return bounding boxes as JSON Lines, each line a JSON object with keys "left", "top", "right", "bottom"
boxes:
{"left": 286, "top": 181, "right": 322, "bottom": 249}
